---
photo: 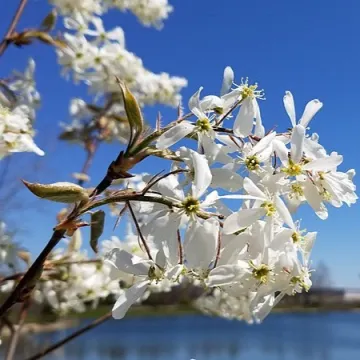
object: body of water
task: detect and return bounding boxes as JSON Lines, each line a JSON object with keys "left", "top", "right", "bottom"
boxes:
{"left": 3, "top": 312, "right": 360, "bottom": 360}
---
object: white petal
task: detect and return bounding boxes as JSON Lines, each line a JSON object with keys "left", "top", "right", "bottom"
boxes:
{"left": 156, "top": 122, "right": 194, "bottom": 149}
{"left": 201, "top": 135, "right": 232, "bottom": 164}
{"left": 220, "top": 194, "right": 264, "bottom": 201}
{"left": 184, "top": 219, "right": 219, "bottom": 269}
{"left": 290, "top": 124, "right": 305, "bottom": 163}
{"left": 188, "top": 87, "right": 203, "bottom": 114}
{"left": 254, "top": 101, "right": 265, "bottom": 137}
{"left": 220, "top": 66, "right": 234, "bottom": 96}
{"left": 243, "top": 177, "right": 267, "bottom": 199}
{"left": 223, "top": 208, "right": 265, "bottom": 234}
{"left": 210, "top": 168, "right": 243, "bottom": 192}
{"left": 201, "top": 190, "right": 219, "bottom": 208}
{"left": 20, "top": 135, "right": 45, "bottom": 156}
{"left": 273, "top": 140, "right": 290, "bottom": 166}
{"left": 303, "top": 154, "right": 343, "bottom": 172}
{"left": 250, "top": 131, "right": 276, "bottom": 157}
{"left": 233, "top": 98, "right": 255, "bottom": 137}
{"left": 165, "top": 264, "right": 184, "bottom": 281}
{"left": 303, "top": 136, "right": 326, "bottom": 159}
{"left": 105, "top": 249, "right": 151, "bottom": 276}
{"left": 253, "top": 293, "right": 284, "bottom": 323}
{"left": 190, "top": 150, "right": 212, "bottom": 199}
{"left": 218, "top": 233, "right": 251, "bottom": 265}
{"left": 302, "top": 232, "right": 317, "bottom": 264}
{"left": 271, "top": 228, "right": 293, "bottom": 250}
{"left": 299, "top": 99, "right": 323, "bottom": 128}
{"left": 156, "top": 174, "right": 184, "bottom": 200}
{"left": 283, "top": 91, "right": 296, "bottom": 127}
{"left": 142, "top": 212, "right": 182, "bottom": 266}
{"left": 303, "top": 181, "right": 328, "bottom": 219}
{"left": 112, "top": 281, "right": 149, "bottom": 319}
{"left": 207, "top": 263, "right": 249, "bottom": 287}
{"left": 275, "top": 195, "right": 295, "bottom": 229}
{"left": 200, "top": 96, "right": 224, "bottom": 112}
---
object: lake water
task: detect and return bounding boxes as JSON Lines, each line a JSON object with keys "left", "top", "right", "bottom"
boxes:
{"left": 4, "top": 312, "right": 360, "bottom": 360}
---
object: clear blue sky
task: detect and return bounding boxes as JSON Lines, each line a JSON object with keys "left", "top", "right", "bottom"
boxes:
{"left": 1, "top": 0, "right": 360, "bottom": 287}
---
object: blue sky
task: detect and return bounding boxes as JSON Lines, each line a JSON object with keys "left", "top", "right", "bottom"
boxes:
{"left": 1, "top": 0, "right": 360, "bottom": 287}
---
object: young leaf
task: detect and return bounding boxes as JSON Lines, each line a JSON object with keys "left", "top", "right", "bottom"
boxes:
{"left": 116, "top": 79, "right": 144, "bottom": 151}
{"left": 40, "top": 9, "right": 57, "bottom": 32}
{"left": 90, "top": 210, "right": 105, "bottom": 253}
{"left": 22, "top": 180, "right": 89, "bottom": 203}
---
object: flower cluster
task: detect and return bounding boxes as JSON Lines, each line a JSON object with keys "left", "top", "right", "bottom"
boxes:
{"left": 32, "top": 230, "right": 122, "bottom": 315}
{"left": 56, "top": 12, "right": 187, "bottom": 145}
{"left": 0, "top": 222, "right": 24, "bottom": 270}
{"left": 0, "top": 59, "right": 44, "bottom": 158}
{"left": 51, "top": 0, "right": 173, "bottom": 28}
{"left": 103, "top": 66, "right": 357, "bottom": 323}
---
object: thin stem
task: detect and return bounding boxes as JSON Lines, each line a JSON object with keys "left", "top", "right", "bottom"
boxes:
{"left": 77, "top": 97, "right": 115, "bottom": 187}
{"left": 0, "top": 229, "right": 66, "bottom": 318}
{"left": 0, "top": 0, "right": 28, "bottom": 57}
{"left": 0, "top": 272, "right": 25, "bottom": 285}
{"left": 82, "top": 192, "right": 223, "bottom": 221}
{"left": 177, "top": 229, "right": 183, "bottom": 264}
{"left": 0, "top": 260, "right": 101, "bottom": 285}
{"left": 24, "top": 312, "right": 112, "bottom": 360}
{"left": 141, "top": 168, "right": 187, "bottom": 195}
{"left": 213, "top": 230, "right": 221, "bottom": 269}
{"left": 126, "top": 201, "right": 153, "bottom": 261}
{"left": 77, "top": 141, "right": 98, "bottom": 187}
{"left": 51, "top": 259, "right": 102, "bottom": 266}
{"left": 5, "top": 300, "right": 30, "bottom": 360}
{"left": 215, "top": 99, "right": 242, "bottom": 126}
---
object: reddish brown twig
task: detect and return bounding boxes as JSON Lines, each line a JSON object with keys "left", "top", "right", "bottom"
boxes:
{"left": 5, "top": 300, "right": 30, "bottom": 360}
{"left": 126, "top": 201, "right": 153, "bottom": 261}
{"left": 24, "top": 311, "right": 112, "bottom": 360}
{"left": 0, "top": 229, "right": 66, "bottom": 318}
{"left": 0, "top": 0, "right": 28, "bottom": 57}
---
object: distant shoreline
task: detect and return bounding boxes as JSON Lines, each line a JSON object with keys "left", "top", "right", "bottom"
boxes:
{"left": 2, "top": 303, "right": 360, "bottom": 338}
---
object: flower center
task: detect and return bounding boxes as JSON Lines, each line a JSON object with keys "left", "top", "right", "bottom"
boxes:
{"left": 260, "top": 201, "right": 276, "bottom": 216}
{"left": 196, "top": 117, "right": 212, "bottom": 132}
{"left": 291, "top": 183, "right": 304, "bottom": 197}
{"left": 241, "top": 84, "right": 258, "bottom": 99}
{"left": 291, "top": 232, "right": 301, "bottom": 244}
{"left": 282, "top": 160, "right": 302, "bottom": 176}
{"left": 252, "top": 263, "right": 271, "bottom": 284}
{"left": 290, "top": 275, "right": 311, "bottom": 292}
{"left": 320, "top": 189, "right": 332, "bottom": 201}
{"left": 245, "top": 155, "right": 260, "bottom": 171}
{"left": 148, "top": 265, "right": 163, "bottom": 283}
{"left": 181, "top": 196, "right": 201, "bottom": 216}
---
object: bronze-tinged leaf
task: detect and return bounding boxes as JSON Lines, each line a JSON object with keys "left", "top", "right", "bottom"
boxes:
{"left": 90, "top": 210, "right": 105, "bottom": 253}
{"left": 40, "top": 9, "right": 57, "bottom": 32}
{"left": 17, "top": 251, "right": 31, "bottom": 267}
{"left": 22, "top": 180, "right": 89, "bottom": 203}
